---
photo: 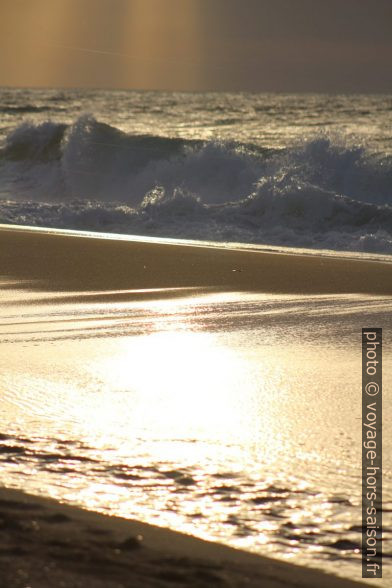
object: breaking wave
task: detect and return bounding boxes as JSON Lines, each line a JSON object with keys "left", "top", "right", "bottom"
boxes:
{"left": 0, "top": 115, "right": 391, "bottom": 253}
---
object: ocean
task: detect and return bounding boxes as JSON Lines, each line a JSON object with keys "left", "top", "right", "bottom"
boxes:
{"left": 0, "top": 88, "right": 391, "bottom": 253}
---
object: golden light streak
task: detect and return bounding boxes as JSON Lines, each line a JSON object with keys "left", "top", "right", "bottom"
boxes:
{"left": 126, "top": 0, "right": 202, "bottom": 90}
{"left": 0, "top": 0, "right": 202, "bottom": 90}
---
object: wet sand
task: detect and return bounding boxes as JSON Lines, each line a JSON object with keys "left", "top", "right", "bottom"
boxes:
{"left": 0, "top": 487, "right": 370, "bottom": 588}
{"left": 0, "top": 225, "right": 391, "bottom": 299}
{"left": 0, "top": 225, "right": 389, "bottom": 587}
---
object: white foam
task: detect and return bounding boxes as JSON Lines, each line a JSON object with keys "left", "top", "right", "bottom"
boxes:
{"left": 0, "top": 116, "right": 391, "bottom": 254}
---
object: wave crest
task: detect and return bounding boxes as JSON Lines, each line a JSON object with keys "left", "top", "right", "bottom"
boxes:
{"left": 0, "top": 116, "right": 391, "bottom": 254}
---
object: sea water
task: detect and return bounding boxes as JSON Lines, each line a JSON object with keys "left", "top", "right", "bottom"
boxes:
{"left": 0, "top": 88, "right": 391, "bottom": 253}
{"left": 0, "top": 281, "right": 391, "bottom": 584}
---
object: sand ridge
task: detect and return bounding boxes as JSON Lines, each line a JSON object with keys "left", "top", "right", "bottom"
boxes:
{"left": 0, "top": 226, "right": 391, "bottom": 298}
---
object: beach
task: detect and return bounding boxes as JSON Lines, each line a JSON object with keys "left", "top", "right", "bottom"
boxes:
{"left": 1, "top": 225, "right": 392, "bottom": 297}
{"left": 0, "top": 486, "right": 370, "bottom": 588}
{"left": 1, "top": 3, "right": 391, "bottom": 585}
{"left": 1, "top": 225, "right": 391, "bottom": 586}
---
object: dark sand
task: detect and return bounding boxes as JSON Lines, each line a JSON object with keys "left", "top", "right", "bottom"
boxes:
{"left": 1, "top": 225, "right": 391, "bottom": 300}
{"left": 0, "top": 487, "right": 370, "bottom": 588}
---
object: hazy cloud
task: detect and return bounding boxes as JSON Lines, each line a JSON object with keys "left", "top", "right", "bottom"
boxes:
{"left": 0, "top": 0, "right": 391, "bottom": 92}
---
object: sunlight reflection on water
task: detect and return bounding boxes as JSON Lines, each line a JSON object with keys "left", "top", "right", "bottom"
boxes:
{"left": 1, "top": 289, "right": 391, "bottom": 583}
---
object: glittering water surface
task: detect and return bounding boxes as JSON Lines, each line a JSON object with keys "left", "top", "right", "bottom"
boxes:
{"left": 1, "top": 89, "right": 391, "bottom": 153}
{"left": 1, "top": 284, "right": 391, "bottom": 583}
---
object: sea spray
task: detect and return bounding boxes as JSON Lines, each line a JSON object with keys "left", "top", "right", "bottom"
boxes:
{"left": 0, "top": 113, "right": 391, "bottom": 253}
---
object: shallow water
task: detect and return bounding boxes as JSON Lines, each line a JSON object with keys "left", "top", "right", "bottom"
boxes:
{"left": 1, "top": 282, "right": 391, "bottom": 583}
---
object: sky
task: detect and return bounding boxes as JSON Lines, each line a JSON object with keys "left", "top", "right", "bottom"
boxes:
{"left": 0, "top": 0, "right": 391, "bottom": 93}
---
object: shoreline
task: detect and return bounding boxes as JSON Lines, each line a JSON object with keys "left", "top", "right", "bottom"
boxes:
{"left": 1, "top": 225, "right": 392, "bottom": 299}
{"left": 0, "top": 225, "right": 387, "bottom": 586}
{"left": 0, "top": 486, "right": 370, "bottom": 588}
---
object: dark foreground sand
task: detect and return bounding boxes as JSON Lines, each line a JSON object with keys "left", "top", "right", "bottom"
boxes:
{"left": 0, "top": 487, "right": 369, "bottom": 588}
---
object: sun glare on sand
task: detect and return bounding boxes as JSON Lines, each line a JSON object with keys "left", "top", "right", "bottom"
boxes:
{"left": 46, "top": 294, "right": 294, "bottom": 462}
{"left": 0, "top": 293, "right": 298, "bottom": 463}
